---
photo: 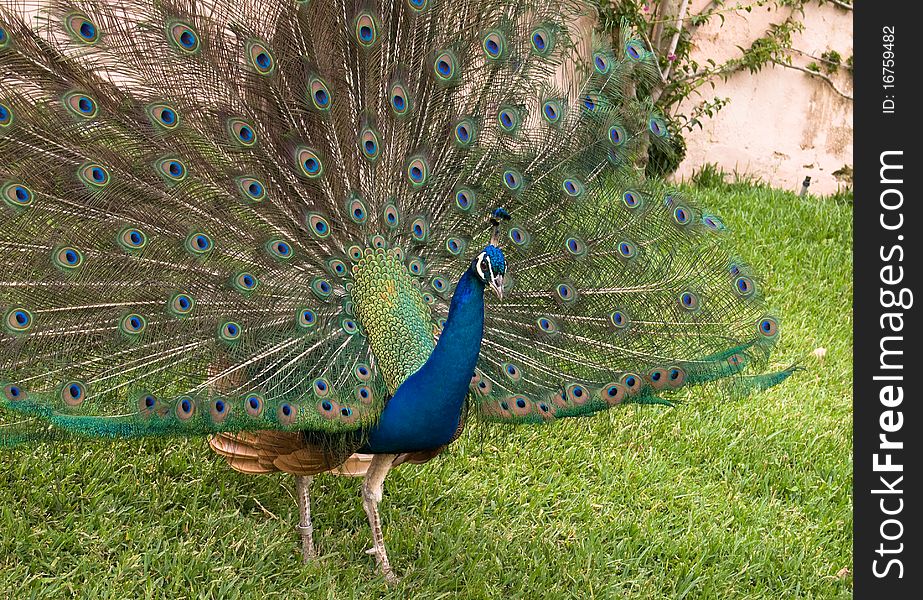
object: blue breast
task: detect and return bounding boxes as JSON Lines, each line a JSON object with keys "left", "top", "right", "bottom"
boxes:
{"left": 361, "top": 268, "right": 484, "bottom": 453}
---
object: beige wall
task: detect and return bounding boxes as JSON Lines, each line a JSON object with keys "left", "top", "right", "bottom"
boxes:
{"left": 672, "top": 1, "right": 853, "bottom": 195}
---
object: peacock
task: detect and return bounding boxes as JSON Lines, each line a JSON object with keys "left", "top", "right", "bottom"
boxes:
{"left": 0, "top": 0, "right": 793, "bottom": 583}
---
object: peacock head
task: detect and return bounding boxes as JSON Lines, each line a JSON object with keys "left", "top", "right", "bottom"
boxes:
{"left": 473, "top": 245, "right": 506, "bottom": 300}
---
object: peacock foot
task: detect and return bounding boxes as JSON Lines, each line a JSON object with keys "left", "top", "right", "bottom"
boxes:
{"left": 365, "top": 548, "right": 399, "bottom": 584}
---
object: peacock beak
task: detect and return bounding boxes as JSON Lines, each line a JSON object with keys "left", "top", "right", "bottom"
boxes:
{"left": 489, "top": 275, "right": 504, "bottom": 301}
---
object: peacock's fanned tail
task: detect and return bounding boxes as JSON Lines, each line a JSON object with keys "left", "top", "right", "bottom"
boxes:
{"left": 1, "top": 0, "right": 785, "bottom": 445}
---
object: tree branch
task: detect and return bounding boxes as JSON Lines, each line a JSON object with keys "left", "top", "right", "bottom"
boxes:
{"left": 661, "top": 0, "right": 690, "bottom": 81}
{"left": 772, "top": 60, "right": 853, "bottom": 100}
{"left": 667, "top": 63, "right": 740, "bottom": 87}
{"left": 826, "top": 0, "right": 853, "bottom": 11}
{"left": 789, "top": 47, "right": 843, "bottom": 67}
{"left": 688, "top": 0, "right": 723, "bottom": 35}
{"left": 645, "top": 0, "right": 777, "bottom": 26}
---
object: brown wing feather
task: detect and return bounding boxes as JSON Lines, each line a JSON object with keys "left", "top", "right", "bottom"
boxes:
{"left": 209, "top": 431, "right": 354, "bottom": 476}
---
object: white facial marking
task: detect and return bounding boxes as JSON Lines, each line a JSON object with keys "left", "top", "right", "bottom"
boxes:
{"left": 476, "top": 251, "right": 491, "bottom": 281}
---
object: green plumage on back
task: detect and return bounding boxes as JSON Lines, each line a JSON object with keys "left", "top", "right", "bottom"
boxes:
{"left": 351, "top": 248, "right": 434, "bottom": 394}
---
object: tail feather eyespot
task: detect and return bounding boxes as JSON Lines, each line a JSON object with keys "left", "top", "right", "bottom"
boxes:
{"left": 621, "top": 373, "right": 642, "bottom": 394}
{"left": 175, "top": 396, "right": 196, "bottom": 421}
{"left": 168, "top": 293, "right": 195, "bottom": 316}
{"left": 307, "top": 213, "right": 331, "bottom": 238}
{"left": 119, "top": 313, "right": 147, "bottom": 336}
{"left": 500, "top": 362, "right": 522, "bottom": 382}
{"left": 593, "top": 51, "right": 612, "bottom": 74}
{"left": 227, "top": 118, "right": 257, "bottom": 147}
{"left": 648, "top": 116, "right": 668, "bottom": 138}
{"left": 2, "top": 182, "right": 33, "bottom": 208}
{"left": 410, "top": 216, "right": 430, "bottom": 242}
{"left": 61, "top": 381, "right": 87, "bottom": 406}
{"left": 355, "top": 13, "right": 379, "bottom": 47}
{"left": 734, "top": 276, "right": 756, "bottom": 297}
{"left": 555, "top": 283, "right": 577, "bottom": 303}
{"left": 536, "top": 316, "right": 559, "bottom": 334}
{"left": 509, "top": 395, "right": 534, "bottom": 417}
{"left": 347, "top": 196, "right": 369, "bottom": 223}
{"left": 118, "top": 228, "right": 147, "bottom": 251}
{"left": 389, "top": 82, "right": 411, "bottom": 115}
{"left": 5, "top": 308, "right": 33, "bottom": 333}
{"left": 156, "top": 157, "right": 187, "bottom": 182}
{"left": 541, "top": 99, "right": 563, "bottom": 124}
{"left": 625, "top": 39, "right": 648, "bottom": 61}
{"left": 297, "top": 148, "right": 324, "bottom": 178}
{"left": 63, "top": 92, "right": 98, "bottom": 118}
{"left": 185, "top": 232, "right": 213, "bottom": 255}
{"left": 267, "top": 239, "right": 294, "bottom": 260}
{"left": 311, "top": 277, "right": 333, "bottom": 300}
{"left": 600, "top": 383, "right": 627, "bottom": 406}
{"left": 667, "top": 367, "right": 686, "bottom": 388}
{"left": 359, "top": 129, "right": 381, "bottom": 161}
{"left": 455, "top": 188, "right": 476, "bottom": 212}
{"left": 244, "top": 393, "right": 265, "bottom": 418}
{"left": 341, "top": 316, "right": 359, "bottom": 335}
{"left": 297, "top": 308, "right": 318, "bottom": 331}
{"left": 309, "top": 77, "right": 332, "bottom": 111}
{"left": 318, "top": 398, "right": 339, "bottom": 419}
{"left": 454, "top": 118, "right": 477, "bottom": 147}
{"left": 406, "top": 158, "right": 430, "bottom": 186}
{"left": 0, "top": 102, "right": 14, "bottom": 128}
{"left": 78, "top": 163, "right": 110, "bottom": 188}
{"left": 3, "top": 383, "right": 26, "bottom": 402}
{"left": 562, "top": 178, "right": 585, "bottom": 198}
{"left": 278, "top": 402, "right": 298, "bottom": 426}
{"left": 53, "top": 247, "right": 84, "bottom": 270}
{"left": 138, "top": 393, "right": 159, "bottom": 417}
{"left": 482, "top": 31, "right": 506, "bottom": 60}
{"left": 210, "top": 397, "right": 231, "bottom": 423}
{"left": 609, "top": 310, "right": 629, "bottom": 329}
{"left": 564, "top": 236, "right": 587, "bottom": 257}
{"left": 648, "top": 368, "right": 668, "bottom": 390}
{"left": 530, "top": 26, "right": 555, "bottom": 56}
{"left": 758, "top": 316, "right": 779, "bottom": 338}
{"left": 497, "top": 107, "right": 521, "bottom": 133}
{"left": 679, "top": 291, "right": 700, "bottom": 311}
{"left": 236, "top": 177, "right": 266, "bottom": 202}
{"left": 168, "top": 22, "right": 200, "bottom": 53}
{"left": 354, "top": 364, "right": 373, "bottom": 382}
{"left": 147, "top": 103, "right": 180, "bottom": 130}
{"left": 433, "top": 50, "right": 458, "bottom": 81}
{"left": 247, "top": 40, "right": 275, "bottom": 75}
{"left": 565, "top": 383, "right": 587, "bottom": 405}
{"left": 354, "top": 385, "right": 373, "bottom": 405}
{"left": 218, "top": 321, "right": 242, "bottom": 342}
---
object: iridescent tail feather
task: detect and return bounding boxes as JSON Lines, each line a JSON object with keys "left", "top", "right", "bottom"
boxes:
{"left": 1, "top": 0, "right": 787, "bottom": 446}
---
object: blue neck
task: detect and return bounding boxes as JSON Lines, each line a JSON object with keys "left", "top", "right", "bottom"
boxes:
{"left": 362, "top": 267, "right": 485, "bottom": 453}
{"left": 423, "top": 266, "right": 485, "bottom": 390}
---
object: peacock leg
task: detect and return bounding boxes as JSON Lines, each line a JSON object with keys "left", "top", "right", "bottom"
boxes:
{"left": 295, "top": 475, "right": 316, "bottom": 562}
{"left": 362, "top": 453, "right": 399, "bottom": 583}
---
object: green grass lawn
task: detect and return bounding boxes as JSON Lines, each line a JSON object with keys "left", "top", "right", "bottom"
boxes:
{"left": 0, "top": 181, "right": 852, "bottom": 599}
